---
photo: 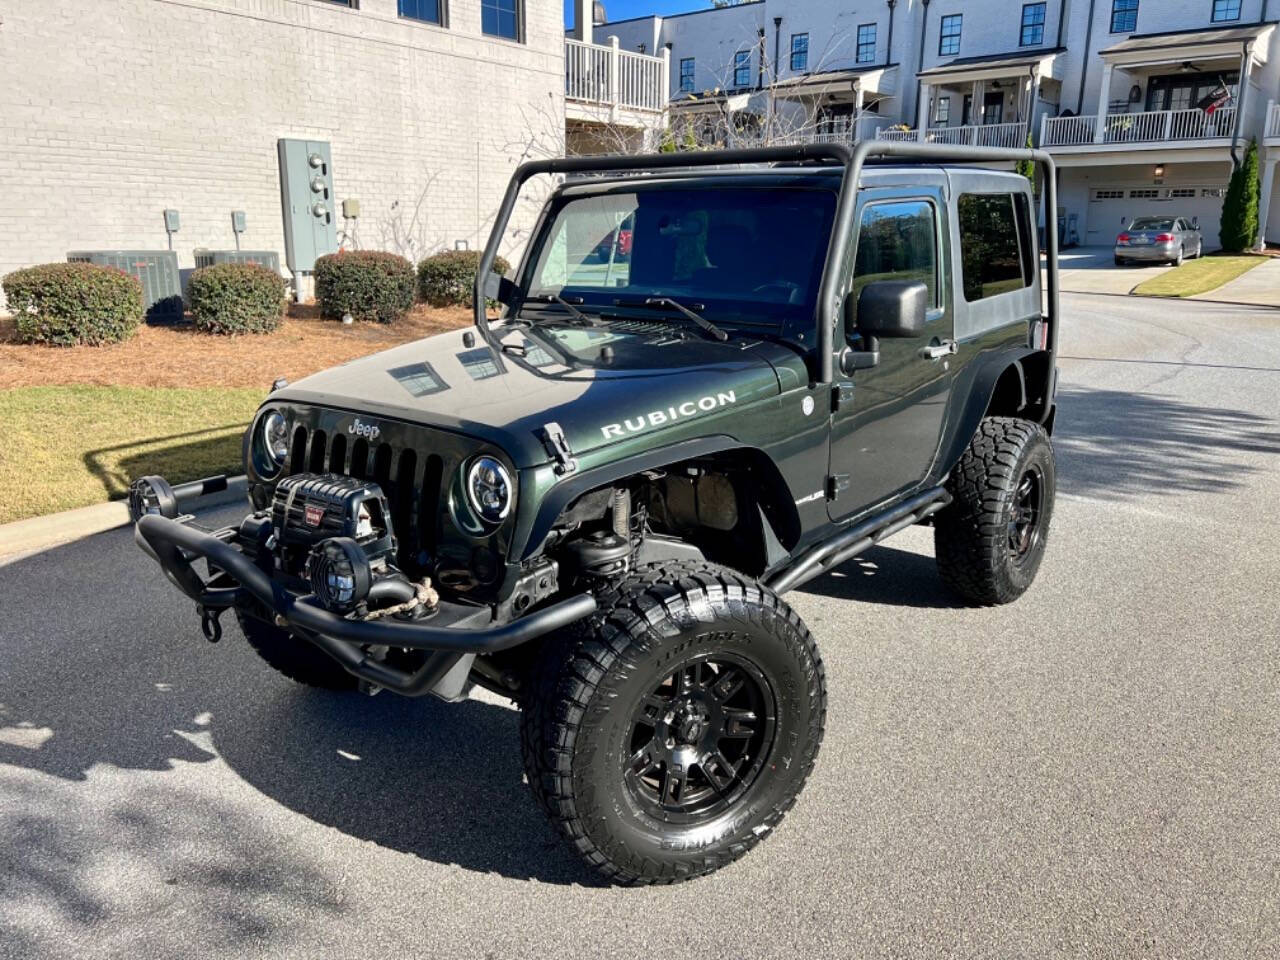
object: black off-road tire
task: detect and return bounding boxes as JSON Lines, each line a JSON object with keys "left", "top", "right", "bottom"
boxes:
{"left": 520, "top": 561, "right": 826, "bottom": 885}
{"left": 236, "top": 610, "right": 357, "bottom": 690}
{"left": 934, "top": 417, "right": 1055, "bottom": 606}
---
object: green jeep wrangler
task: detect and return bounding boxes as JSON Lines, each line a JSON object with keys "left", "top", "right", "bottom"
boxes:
{"left": 132, "top": 142, "right": 1060, "bottom": 885}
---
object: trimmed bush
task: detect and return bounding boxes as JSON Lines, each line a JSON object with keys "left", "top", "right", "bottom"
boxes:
{"left": 187, "top": 263, "right": 286, "bottom": 335}
{"left": 2, "top": 262, "right": 144, "bottom": 346}
{"left": 417, "top": 250, "right": 511, "bottom": 307}
{"left": 314, "top": 251, "right": 416, "bottom": 324}
{"left": 1220, "top": 138, "right": 1260, "bottom": 253}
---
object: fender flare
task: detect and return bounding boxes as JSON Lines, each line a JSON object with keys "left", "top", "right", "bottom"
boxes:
{"left": 511, "top": 435, "right": 798, "bottom": 562}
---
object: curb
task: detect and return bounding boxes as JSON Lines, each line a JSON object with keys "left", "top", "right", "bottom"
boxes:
{"left": 0, "top": 476, "right": 248, "bottom": 565}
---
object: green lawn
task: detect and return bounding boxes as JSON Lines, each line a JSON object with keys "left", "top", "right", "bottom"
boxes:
{"left": 0, "top": 386, "right": 262, "bottom": 524}
{"left": 1132, "top": 254, "right": 1266, "bottom": 298}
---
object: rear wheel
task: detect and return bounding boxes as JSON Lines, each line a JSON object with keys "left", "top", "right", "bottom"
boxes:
{"left": 237, "top": 610, "right": 357, "bottom": 690}
{"left": 934, "top": 417, "right": 1055, "bottom": 606}
{"left": 1114, "top": 255, "right": 1126, "bottom": 266}
{"left": 520, "top": 562, "right": 826, "bottom": 884}
{"left": 1173, "top": 246, "right": 1184, "bottom": 267}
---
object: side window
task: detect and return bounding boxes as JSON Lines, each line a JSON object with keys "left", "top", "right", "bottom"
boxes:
{"left": 849, "top": 200, "right": 938, "bottom": 325}
{"left": 958, "top": 193, "right": 1033, "bottom": 302}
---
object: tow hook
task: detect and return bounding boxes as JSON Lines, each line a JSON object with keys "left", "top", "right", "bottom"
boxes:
{"left": 198, "top": 604, "right": 223, "bottom": 643}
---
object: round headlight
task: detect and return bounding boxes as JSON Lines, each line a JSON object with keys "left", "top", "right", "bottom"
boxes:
{"left": 260, "top": 411, "right": 290, "bottom": 469}
{"left": 306, "top": 537, "right": 372, "bottom": 614}
{"left": 466, "top": 456, "right": 513, "bottom": 524}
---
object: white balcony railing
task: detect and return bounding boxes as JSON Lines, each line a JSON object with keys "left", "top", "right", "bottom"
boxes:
{"left": 875, "top": 121, "right": 1025, "bottom": 147}
{"left": 1267, "top": 101, "right": 1280, "bottom": 140}
{"left": 1042, "top": 107, "right": 1237, "bottom": 147}
{"left": 565, "top": 38, "right": 666, "bottom": 114}
{"left": 779, "top": 115, "right": 894, "bottom": 145}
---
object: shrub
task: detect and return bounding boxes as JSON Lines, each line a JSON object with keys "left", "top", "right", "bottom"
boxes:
{"left": 1220, "top": 138, "right": 1260, "bottom": 253}
{"left": 187, "top": 262, "right": 286, "bottom": 335}
{"left": 417, "top": 250, "right": 511, "bottom": 307}
{"left": 314, "top": 251, "right": 416, "bottom": 324}
{"left": 1, "top": 262, "right": 143, "bottom": 346}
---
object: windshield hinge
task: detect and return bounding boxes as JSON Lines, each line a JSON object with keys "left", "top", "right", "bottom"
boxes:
{"left": 832, "top": 381, "right": 855, "bottom": 412}
{"left": 826, "top": 474, "right": 850, "bottom": 500}
{"left": 540, "top": 422, "right": 578, "bottom": 476}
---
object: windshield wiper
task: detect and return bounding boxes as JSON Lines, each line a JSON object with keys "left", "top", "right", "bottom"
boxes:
{"left": 526, "top": 293, "right": 602, "bottom": 326}
{"left": 614, "top": 296, "right": 728, "bottom": 342}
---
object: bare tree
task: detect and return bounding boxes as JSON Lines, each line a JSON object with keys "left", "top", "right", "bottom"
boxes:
{"left": 372, "top": 168, "right": 443, "bottom": 264}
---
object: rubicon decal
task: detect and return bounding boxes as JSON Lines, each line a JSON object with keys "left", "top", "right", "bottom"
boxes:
{"left": 600, "top": 390, "right": 736, "bottom": 439}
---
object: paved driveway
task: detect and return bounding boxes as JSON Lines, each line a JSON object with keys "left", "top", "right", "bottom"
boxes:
{"left": 1055, "top": 245, "right": 1175, "bottom": 295}
{"left": 3, "top": 293, "right": 1279, "bottom": 959}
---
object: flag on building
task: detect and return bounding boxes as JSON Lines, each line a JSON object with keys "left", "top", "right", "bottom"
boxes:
{"left": 1196, "top": 82, "right": 1232, "bottom": 115}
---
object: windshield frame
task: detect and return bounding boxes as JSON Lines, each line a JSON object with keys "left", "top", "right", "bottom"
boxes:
{"left": 512, "top": 179, "right": 840, "bottom": 345}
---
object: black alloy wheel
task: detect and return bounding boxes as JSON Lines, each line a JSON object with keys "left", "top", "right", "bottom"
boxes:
{"left": 625, "top": 655, "right": 776, "bottom": 824}
{"left": 1008, "top": 466, "right": 1045, "bottom": 562}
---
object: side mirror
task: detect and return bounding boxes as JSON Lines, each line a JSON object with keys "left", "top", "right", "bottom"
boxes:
{"left": 851, "top": 280, "right": 928, "bottom": 339}
{"left": 838, "top": 280, "right": 929, "bottom": 374}
{"left": 1191, "top": 216, "right": 1199, "bottom": 228}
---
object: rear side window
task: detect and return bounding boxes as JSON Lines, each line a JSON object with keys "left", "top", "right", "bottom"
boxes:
{"left": 849, "top": 200, "right": 938, "bottom": 322}
{"left": 958, "top": 193, "right": 1033, "bottom": 301}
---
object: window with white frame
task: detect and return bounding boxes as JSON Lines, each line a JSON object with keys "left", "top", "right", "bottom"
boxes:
{"left": 790, "top": 33, "right": 808, "bottom": 71}
{"left": 856, "top": 24, "right": 876, "bottom": 63}
{"left": 935, "top": 96, "right": 951, "bottom": 126}
{"left": 679, "top": 58, "right": 695, "bottom": 92}
{"left": 939, "top": 15, "right": 962, "bottom": 56}
{"left": 1211, "top": 0, "right": 1241, "bottom": 21}
{"left": 1110, "top": 0, "right": 1138, "bottom": 32}
{"left": 1020, "top": 3, "right": 1046, "bottom": 45}
{"left": 734, "top": 50, "right": 751, "bottom": 88}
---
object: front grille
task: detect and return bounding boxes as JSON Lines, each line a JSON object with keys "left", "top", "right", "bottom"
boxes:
{"left": 287, "top": 423, "right": 445, "bottom": 573}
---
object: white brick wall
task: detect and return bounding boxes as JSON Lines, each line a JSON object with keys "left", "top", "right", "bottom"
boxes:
{"left": 0, "top": 0, "right": 563, "bottom": 303}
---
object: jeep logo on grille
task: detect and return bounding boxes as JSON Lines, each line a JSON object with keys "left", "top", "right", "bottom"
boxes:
{"left": 348, "top": 418, "right": 381, "bottom": 440}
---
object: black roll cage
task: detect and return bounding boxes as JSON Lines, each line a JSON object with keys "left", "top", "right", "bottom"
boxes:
{"left": 473, "top": 141, "right": 1059, "bottom": 385}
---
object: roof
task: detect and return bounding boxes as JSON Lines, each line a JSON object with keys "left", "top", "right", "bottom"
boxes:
{"left": 918, "top": 47, "right": 1065, "bottom": 79}
{"left": 1099, "top": 22, "right": 1276, "bottom": 56}
{"left": 772, "top": 63, "right": 898, "bottom": 90}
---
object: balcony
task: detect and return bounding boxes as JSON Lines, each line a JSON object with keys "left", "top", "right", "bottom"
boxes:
{"left": 1041, "top": 107, "right": 1237, "bottom": 150}
{"left": 875, "top": 121, "right": 1026, "bottom": 148}
{"left": 779, "top": 115, "right": 895, "bottom": 146}
{"left": 565, "top": 38, "right": 667, "bottom": 127}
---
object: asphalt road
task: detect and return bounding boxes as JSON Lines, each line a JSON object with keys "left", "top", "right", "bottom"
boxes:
{"left": 3, "top": 293, "right": 1278, "bottom": 959}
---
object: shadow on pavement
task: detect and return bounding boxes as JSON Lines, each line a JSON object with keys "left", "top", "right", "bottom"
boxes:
{"left": 1053, "top": 386, "right": 1280, "bottom": 499}
{"left": 798, "top": 544, "right": 964, "bottom": 610}
{"left": 0, "top": 517, "right": 592, "bottom": 888}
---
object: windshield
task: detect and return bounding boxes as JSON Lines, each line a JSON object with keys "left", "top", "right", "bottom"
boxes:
{"left": 1129, "top": 218, "right": 1176, "bottom": 231}
{"left": 524, "top": 186, "right": 837, "bottom": 331}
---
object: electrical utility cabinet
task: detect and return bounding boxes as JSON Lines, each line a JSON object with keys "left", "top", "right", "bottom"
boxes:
{"left": 277, "top": 139, "right": 337, "bottom": 274}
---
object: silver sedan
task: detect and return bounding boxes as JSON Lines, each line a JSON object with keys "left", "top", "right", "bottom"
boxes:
{"left": 1114, "top": 217, "right": 1204, "bottom": 266}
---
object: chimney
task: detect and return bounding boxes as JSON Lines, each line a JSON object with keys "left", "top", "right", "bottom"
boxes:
{"left": 572, "top": 0, "right": 594, "bottom": 40}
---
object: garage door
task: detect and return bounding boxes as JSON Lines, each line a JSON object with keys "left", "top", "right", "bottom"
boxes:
{"left": 1085, "top": 186, "right": 1225, "bottom": 247}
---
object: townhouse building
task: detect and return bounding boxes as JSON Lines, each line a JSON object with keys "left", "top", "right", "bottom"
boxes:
{"left": 585, "top": 0, "right": 1280, "bottom": 248}
{"left": 0, "top": 0, "right": 571, "bottom": 304}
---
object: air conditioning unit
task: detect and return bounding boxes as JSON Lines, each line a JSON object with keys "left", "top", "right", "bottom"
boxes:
{"left": 193, "top": 249, "right": 282, "bottom": 273}
{"left": 67, "top": 250, "right": 183, "bottom": 323}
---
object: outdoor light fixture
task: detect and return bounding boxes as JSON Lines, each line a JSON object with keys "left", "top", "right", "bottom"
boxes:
{"left": 1154, "top": 163, "right": 1165, "bottom": 178}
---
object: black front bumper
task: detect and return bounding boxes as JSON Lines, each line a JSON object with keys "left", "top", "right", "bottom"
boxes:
{"left": 134, "top": 512, "right": 596, "bottom": 696}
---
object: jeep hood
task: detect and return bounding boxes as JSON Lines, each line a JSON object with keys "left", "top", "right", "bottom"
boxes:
{"left": 271, "top": 321, "right": 804, "bottom": 468}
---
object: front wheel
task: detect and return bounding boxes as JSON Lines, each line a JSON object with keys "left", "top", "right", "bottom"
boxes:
{"left": 520, "top": 562, "right": 826, "bottom": 885}
{"left": 934, "top": 417, "right": 1056, "bottom": 605}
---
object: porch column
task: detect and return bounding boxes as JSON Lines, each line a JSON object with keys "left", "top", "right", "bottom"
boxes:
{"left": 972, "top": 79, "right": 984, "bottom": 124}
{"left": 1093, "top": 61, "right": 1113, "bottom": 143}
{"left": 660, "top": 47, "right": 671, "bottom": 109}
{"left": 854, "top": 85, "right": 864, "bottom": 141}
{"left": 1026, "top": 72, "right": 1041, "bottom": 144}
{"left": 608, "top": 35, "right": 620, "bottom": 122}
{"left": 916, "top": 82, "right": 930, "bottom": 141}
{"left": 1256, "top": 152, "right": 1278, "bottom": 251}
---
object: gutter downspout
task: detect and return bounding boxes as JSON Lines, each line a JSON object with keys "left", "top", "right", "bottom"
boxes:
{"left": 1075, "top": 0, "right": 1098, "bottom": 115}
{"left": 771, "top": 17, "right": 782, "bottom": 133}
{"left": 885, "top": 0, "right": 896, "bottom": 68}
{"left": 912, "top": 0, "right": 930, "bottom": 128}
{"left": 1229, "top": 40, "right": 1253, "bottom": 170}
{"left": 1056, "top": 0, "right": 1067, "bottom": 49}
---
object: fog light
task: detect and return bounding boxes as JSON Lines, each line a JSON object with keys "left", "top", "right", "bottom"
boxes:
{"left": 128, "top": 475, "right": 178, "bottom": 521}
{"left": 306, "top": 537, "right": 372, "bottom": 613}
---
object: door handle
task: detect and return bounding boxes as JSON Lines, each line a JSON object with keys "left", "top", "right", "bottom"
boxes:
{"left": 919, "top": 339, "right": 958, "bottom": 360}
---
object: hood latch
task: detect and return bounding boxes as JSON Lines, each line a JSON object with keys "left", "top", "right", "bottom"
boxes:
{"left": 540, "top": 421, "right": 578, "bottom": 476}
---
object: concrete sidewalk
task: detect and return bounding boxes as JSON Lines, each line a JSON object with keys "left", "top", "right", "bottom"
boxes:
{"left": 1191, "top": 256, "right": 1280, "bottom": 306}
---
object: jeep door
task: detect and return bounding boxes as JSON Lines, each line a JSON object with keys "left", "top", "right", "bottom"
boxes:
{"left": 827, "top": 189, "right": 954, "bottom": 520}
